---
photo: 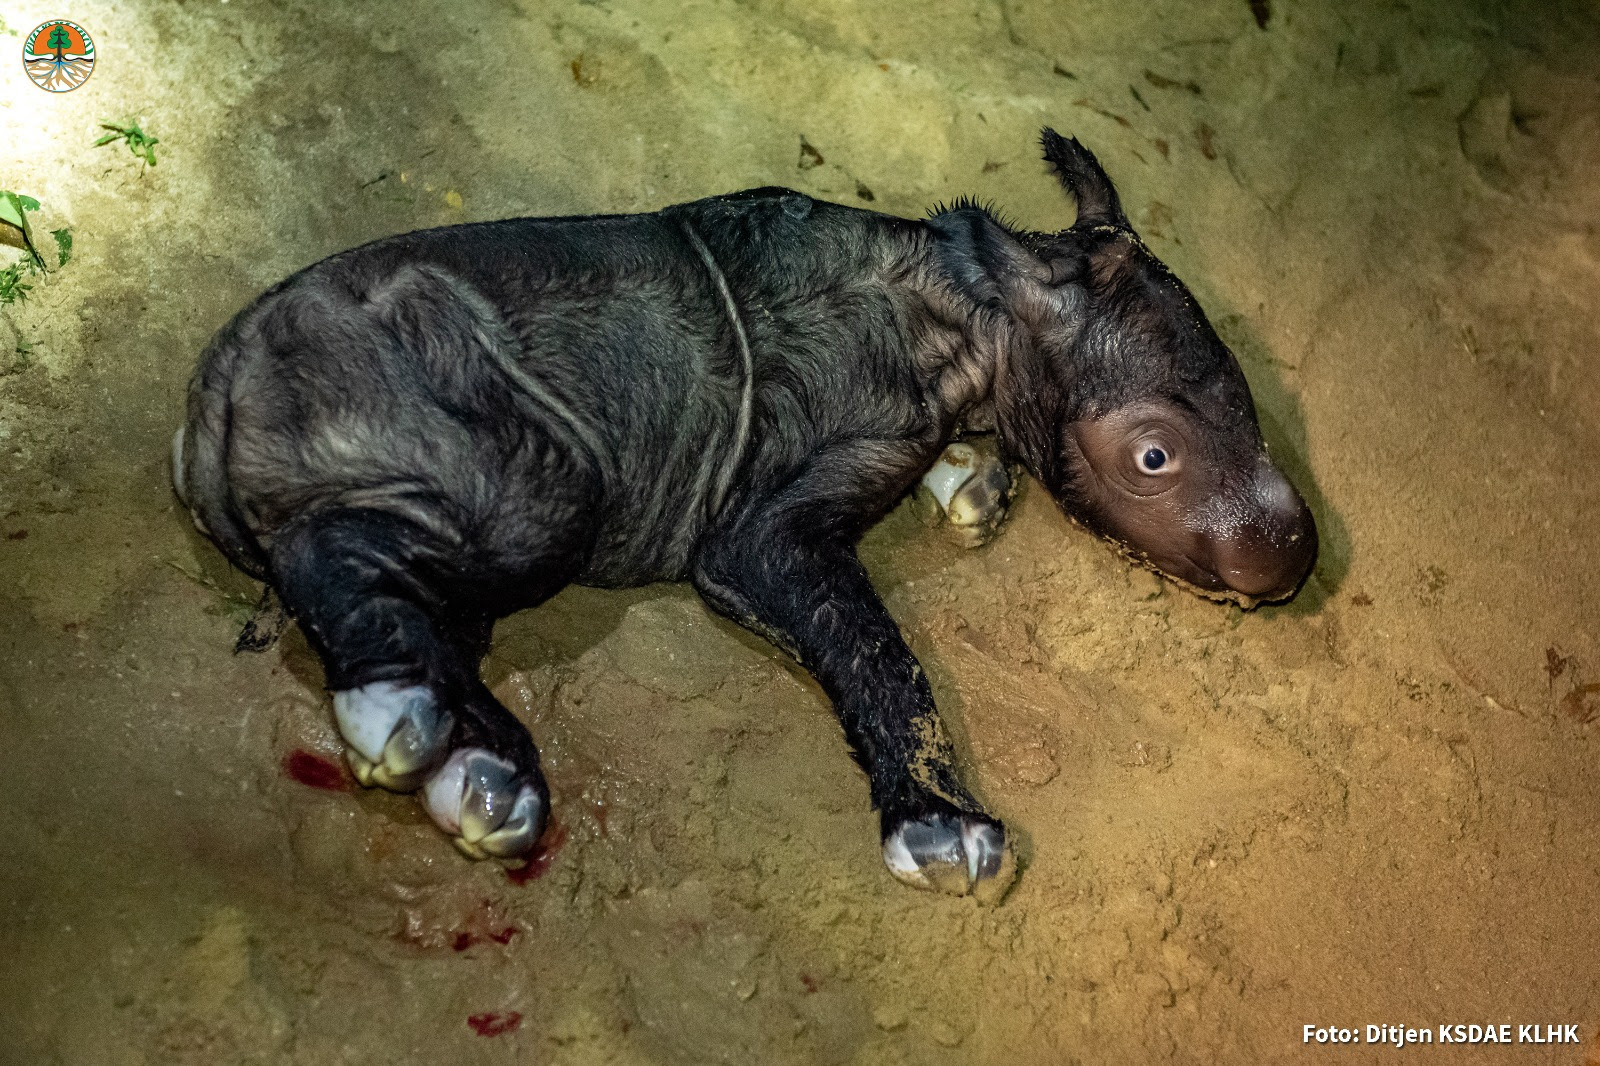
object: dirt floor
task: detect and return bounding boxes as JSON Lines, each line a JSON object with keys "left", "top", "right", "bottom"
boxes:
{"left": 2, "top": 0, "right": 1598, "bottom": 1062}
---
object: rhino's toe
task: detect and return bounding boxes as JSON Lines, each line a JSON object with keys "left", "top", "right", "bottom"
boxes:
{"left": 882, "top": 809, "right": 1016, "bottom": 904}
{"left": 333, "top": 681, "right": 454, "bottom": 792}
{"left": 423, "top": 748, "right": 548, "bottom": 860}
{"left": 919, "top": 439, "right": 1015, "bottom": 547}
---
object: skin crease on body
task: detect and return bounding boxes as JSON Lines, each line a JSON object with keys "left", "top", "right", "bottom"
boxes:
{"left": 173, "top": 129, "right": 1317, "bottom": 900}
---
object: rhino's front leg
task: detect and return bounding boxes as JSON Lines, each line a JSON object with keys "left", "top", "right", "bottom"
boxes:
{"left": 693, "top": 447, "right": 1017, "bottom": 902}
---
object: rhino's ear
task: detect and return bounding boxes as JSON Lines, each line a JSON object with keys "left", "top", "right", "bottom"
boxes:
{"left": 928, "top": 206, "right": 1053, "bottom": 309}
{"left": 1040, "top": 128, "right": 1129, "bottom": 230}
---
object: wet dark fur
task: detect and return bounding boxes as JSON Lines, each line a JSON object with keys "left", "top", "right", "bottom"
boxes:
{"left": 177, "top": 133, "right": 1288, "bottom": 863}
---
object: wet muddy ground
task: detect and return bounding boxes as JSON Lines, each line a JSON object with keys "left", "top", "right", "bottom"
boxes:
{"left": 2, "top": 0, "right": 1598, "bottom": 1062}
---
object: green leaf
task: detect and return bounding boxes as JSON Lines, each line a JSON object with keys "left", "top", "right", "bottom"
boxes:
{"left": 0, "top": 190, "right": 33, "bottom": 230}
{"left": 95, "top": 122, "right": 160, "bottom": 167}
{"left": 52, "top": 228, "right": 72, "bottom": 267}
{"left": 0, "top": 262, "right": 34, "bottom": 305}
{"left": 0, "top": 191, "right": 42, "bottom": 267}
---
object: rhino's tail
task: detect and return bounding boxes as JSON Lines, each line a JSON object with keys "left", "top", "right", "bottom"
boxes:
{"left": 173, "top": 326, "right": 271, "bottom": 581}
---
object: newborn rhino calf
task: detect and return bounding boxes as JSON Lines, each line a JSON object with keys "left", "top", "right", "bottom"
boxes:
{"left": 174, "top": 130, "right": 1316, "bottom": 901}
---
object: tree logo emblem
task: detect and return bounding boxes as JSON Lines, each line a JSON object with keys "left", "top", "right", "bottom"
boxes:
{"left": 23, "top": 20, "right": 96, "bottom": 93}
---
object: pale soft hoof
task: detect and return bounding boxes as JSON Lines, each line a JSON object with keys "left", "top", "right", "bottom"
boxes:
{"left": 423, "top": 748, "right": 547, "bottom": 860}
{"left": 883, "top": 812, "right": 1016, "bottom": 904}
{"left": 916, "top": 438, "right": 1015, "bottom": 547}
{"left": 332, "top": 682, "right": 453, "bottom": 791}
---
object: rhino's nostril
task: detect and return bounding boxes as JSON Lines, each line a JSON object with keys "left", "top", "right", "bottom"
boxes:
{"left": 1211, "top": 475, "right": 1318, "bottom": 600}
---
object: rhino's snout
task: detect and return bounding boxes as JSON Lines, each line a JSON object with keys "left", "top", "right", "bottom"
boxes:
{"left": 1201, "top": 463, "right": 1317, "bottom": 601}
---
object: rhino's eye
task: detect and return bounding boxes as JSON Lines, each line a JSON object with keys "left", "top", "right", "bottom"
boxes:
{"left": 1139, "top": 446, "right": 1169, "bottom": 473}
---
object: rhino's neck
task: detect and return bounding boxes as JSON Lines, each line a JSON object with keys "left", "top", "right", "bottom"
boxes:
{"left": 898, "top": 237, "right": 1027, "bottom": 442}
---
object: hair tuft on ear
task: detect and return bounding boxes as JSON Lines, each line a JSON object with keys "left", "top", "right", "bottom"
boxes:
{"left": 1039, "top": 128, "right": 1129, "bottom": 230}
{"left": 927, "top": 205, "right": 1048, "bottom": 308}
{"left": 928, "top": 196, "right": 1020, "bottom": 233}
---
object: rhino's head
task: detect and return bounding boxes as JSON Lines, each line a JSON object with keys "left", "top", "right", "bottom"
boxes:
{"left": 932, "top": 129, "right": 1316, "bottom": 602}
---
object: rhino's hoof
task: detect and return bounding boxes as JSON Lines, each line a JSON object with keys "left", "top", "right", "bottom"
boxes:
{"left": 917, "top": 439, "right": 1015, "bottom": 547}
{"left": 333, "top": 682, "right": 454, "bottom": 792}
{"left": 882, "top": 811, "right": 1016, "bottom": 904}
{"left": 423, "top": 748, "right": 547, "bottom": 860}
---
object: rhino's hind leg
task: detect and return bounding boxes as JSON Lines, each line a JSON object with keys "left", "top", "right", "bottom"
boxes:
{"left": 271, "top": 507, "right": 549, "bottom": 860}
{"left": 915, "top": 437, "right": 1015, "bottom": 547}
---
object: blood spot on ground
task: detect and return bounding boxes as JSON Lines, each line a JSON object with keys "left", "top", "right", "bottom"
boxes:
{"left": 506, "top": 821, "right": 568, "bottom": 885}
{"left": 283, "top": 749, "right": 350, "bottom": 792}
{"left": 397, "top": 897, "right": 518, "bottom": 952}
{"left": 451, "top": 919, "right": 517, "bottom": 951}
{"left": 467, "top": 1011, "right": 521, "bottom": 1037}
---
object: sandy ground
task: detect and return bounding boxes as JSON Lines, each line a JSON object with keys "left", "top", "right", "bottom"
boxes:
{"left": 1, "top": 0, "right": 1597, "bottom": 1063}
